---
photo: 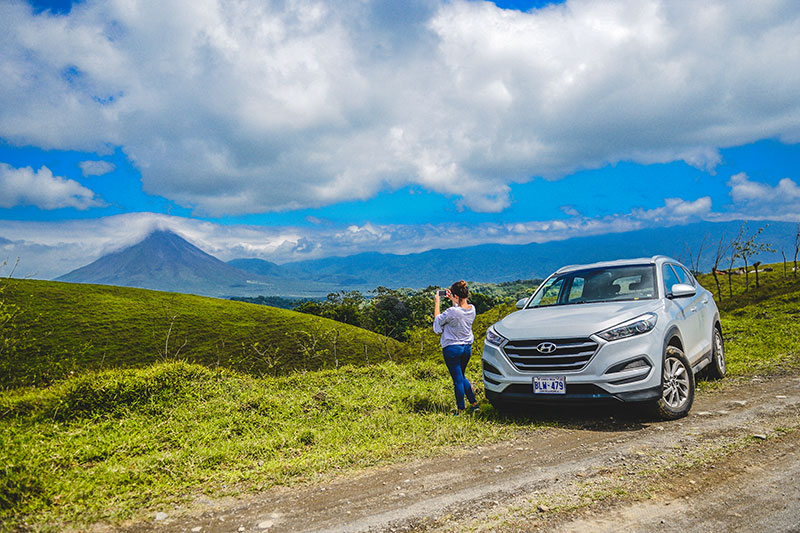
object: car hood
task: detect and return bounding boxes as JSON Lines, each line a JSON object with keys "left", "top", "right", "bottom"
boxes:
{"left": 495, "top": 300, "right": 662, "bottom": 340}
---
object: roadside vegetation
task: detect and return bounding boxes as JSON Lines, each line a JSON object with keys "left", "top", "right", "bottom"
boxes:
{"left": 695, "top": 267, "right": 800, "bottom": 376}
{"left": 0, "top": 360, "right": 519, "bottom": 529}
{"left": 1, "top": 260, "right": 799, "bottom": 530}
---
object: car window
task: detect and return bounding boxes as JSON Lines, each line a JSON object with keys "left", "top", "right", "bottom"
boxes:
{"left": 530, "top": 265, "right": 656, "bottom": 307}
{"left": 671, "top": 264, "right": 690, "bottom": 285}
{"left": 679, "top": 265, "right": 697, "bottom": 287}
{"left": 663, "top": 264, "right": 681, "bottom": 295}
{"left": 531, "top": 277, "right": 564, "bottom": 307}
{"left": 567, "top": 277, "right": 585, "bottom": 301}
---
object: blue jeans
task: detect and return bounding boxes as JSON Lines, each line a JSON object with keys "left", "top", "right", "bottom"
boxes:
{"left": 443, "top": 344, "right": 476, "bottom": 410}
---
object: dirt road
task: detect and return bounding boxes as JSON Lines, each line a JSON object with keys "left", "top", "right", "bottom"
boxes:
{"left": 127, "top": 373, "right": 800, "bottom": 533}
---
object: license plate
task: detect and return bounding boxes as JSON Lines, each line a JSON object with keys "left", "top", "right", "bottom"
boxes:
{"left": 533, "top": 376, "right": 566, "bottom": 394}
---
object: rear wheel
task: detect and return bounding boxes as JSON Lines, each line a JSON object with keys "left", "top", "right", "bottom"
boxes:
{"left": 653, "top": 345, "right": 695, "bottom": 420}
{"left": 706, "top": 326, "right": 726, "bottom": 380}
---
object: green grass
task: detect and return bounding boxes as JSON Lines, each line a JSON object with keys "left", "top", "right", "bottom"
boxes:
{"left": 1, "top": 279, "right": 411, "bottom": 388}
{"left": 1, "top": 265, "right": 800, "bottom": 530}
{"left": 696, "top": 265, "right": 800, "bottom": 375}
{"left": 0, "top": 360, "right": 520, "bottom": 530}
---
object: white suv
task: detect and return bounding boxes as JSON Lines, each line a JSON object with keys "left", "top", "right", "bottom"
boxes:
{"left": 482, "top": 256, "right": 725, "bottom": 419}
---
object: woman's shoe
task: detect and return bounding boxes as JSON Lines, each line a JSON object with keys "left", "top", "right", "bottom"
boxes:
{"left": 469, "top": 403, "right": 481, "bottom": 414}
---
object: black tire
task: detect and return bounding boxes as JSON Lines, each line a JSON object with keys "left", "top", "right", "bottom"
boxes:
{"left": 706, "top": 326, "right": 726, "bottom": 380}
{"left": 653, "top": 345, "right": 695, "bottom": 420}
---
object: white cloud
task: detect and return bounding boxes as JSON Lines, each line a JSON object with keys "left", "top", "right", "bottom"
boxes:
{"left": 0, "top": 163, "right": 104, "bottom": 209}
{"left": 728, "top": 172, "right": 800, "bottom": 204}
{"left": 79, "top": 160, "right": 116, "bottom": 177}
{"left": 1, "top": 0, "right": 800, "bottom": 215}
{"left": 634, "top": 196, "right": 713, "bottom": 223}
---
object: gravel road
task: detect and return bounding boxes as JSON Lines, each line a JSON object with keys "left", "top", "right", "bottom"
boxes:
{"left": 124, "top": 372, "right": 800, "bottom": 533}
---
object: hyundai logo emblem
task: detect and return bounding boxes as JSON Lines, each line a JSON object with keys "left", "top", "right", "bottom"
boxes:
{"left": 536, "top": 342, "right": 557, "bottom": 354}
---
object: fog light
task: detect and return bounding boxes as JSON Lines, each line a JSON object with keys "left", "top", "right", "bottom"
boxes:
{"left": 607, "top": 358, "right": 651, "bottom": 374}
{"left": 621, "top": 358, "right": 650, "bottom": 371}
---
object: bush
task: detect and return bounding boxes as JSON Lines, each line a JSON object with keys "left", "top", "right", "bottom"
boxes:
{"left": 1, "top": 362, "right": 214, "bottom": 421}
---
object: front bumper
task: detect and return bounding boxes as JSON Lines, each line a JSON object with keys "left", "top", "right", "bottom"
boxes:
{"left": 482, "top": 332, "right": 663, "bottom": 405}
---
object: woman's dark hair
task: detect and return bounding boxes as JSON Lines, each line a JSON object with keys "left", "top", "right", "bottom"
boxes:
{"left": 450, "top": 280, "right": 469, "bottom": 300}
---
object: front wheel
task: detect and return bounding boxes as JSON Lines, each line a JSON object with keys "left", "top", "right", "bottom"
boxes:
{"left": 653, "top": 345, "right": 695, "bottom": 420}
{"left": 706, "top": 327, "right": 726, "bottom": 380}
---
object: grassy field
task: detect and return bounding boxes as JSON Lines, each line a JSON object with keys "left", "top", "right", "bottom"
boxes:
{"left": 696, "top": 266, "right": 800, "bottom": 377}
{"left": 1, "top": 266, "right": 799, "bottom": 530}
{"left": 1, "top": 279, "right": 411, "bottom": 389}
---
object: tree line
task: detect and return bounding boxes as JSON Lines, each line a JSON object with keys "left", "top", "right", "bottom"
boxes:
{"left": 234, "top": 280, "right": 541, "bottom": 342}
{"left": 292, "top": 283, "right": 537, "bottom": 341}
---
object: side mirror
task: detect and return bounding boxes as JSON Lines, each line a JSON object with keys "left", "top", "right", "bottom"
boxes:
{"left": 516, "top": 297, "right": 529, "bottom": 309}
{"left": 669, "top": 283, "right": 696, "bottom": 298}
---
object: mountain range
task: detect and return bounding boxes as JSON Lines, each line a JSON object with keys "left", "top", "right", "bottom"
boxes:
{"left": 56, "top": 230, "right": 339, "bottom": 297}
{"left": 56, "top": 221, "right": 798, "bottom": 298}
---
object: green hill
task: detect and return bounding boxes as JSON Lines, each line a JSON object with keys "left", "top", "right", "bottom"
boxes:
{"left": 1, "top": 279, "right": 411, "bottom": 389}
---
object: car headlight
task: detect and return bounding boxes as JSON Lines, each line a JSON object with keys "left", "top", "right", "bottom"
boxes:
{"left": 485, "top": 325, "right": 507, "bottom": 346}
{"left": 596, "top": 313, "right": 657, "bottom": 342}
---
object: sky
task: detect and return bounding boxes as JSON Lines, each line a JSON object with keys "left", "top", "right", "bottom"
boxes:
{"left": 1, "top": 0, "right": 800, "bottom": 280}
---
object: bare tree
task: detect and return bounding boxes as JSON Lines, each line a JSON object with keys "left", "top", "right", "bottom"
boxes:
{"left": 293, "top": 324, "right": 330, "bottom": 372}
{"left": 674, "top": 248, "right": 685, "bottom": 266}
{"left": 329, "top": 328, "right": 340, "bottom": 369}
{"left": 795, "top": 223, "right": 800, "bottom": 278}
{"left": 157, "top": 299, "right": 188, "bottom": 360}
{"left": 780, "top": 247, "right": 788, "bottom": 278}
{"left": 2, "top": 258, "right": 19, "bottom": 279}
{"left": 376, "top": 326, "right": 397, "bottom": 361}
{"left": 686, "top": 234, "right": 710, "bottom": 275}
{"left": 711, "top": 234, "right": 729, "bottom": 301}
{"left": 250, "top": 342, "right": 289, "bottom": 377}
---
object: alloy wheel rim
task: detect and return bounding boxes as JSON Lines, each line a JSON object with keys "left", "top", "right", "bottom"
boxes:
{"left": 715, "top": 331, "right": 726, "bottom": 373}
{"left": 662, "top": 356, "right": 690, "bottom": 408}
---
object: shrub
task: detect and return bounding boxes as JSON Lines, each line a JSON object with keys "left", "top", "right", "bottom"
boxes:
{"left": 1, "top": 362, "right": 214, "bottom": 421}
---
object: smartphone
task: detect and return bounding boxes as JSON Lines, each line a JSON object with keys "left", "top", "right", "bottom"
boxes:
{"left": 437, "top": 290, "right": 448, "bottom": 298}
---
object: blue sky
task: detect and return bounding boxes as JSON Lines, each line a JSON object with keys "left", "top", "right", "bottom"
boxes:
{"left": 1, "top": 0, "right": 800, "bottom": 279}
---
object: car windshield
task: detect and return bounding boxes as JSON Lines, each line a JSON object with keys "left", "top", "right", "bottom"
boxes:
{"left": 528, "top": 264, "right": 657, "bottom": 308}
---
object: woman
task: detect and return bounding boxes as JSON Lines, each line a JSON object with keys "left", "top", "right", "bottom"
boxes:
{"left": 433, "top": 280, "right": 480, "bottom": 415}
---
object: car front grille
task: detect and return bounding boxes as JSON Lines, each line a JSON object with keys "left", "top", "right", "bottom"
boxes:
{"left": 503, "top": 337, "right": 598, "bottom": 372}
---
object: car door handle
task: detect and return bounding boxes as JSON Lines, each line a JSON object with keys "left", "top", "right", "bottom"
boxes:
{"left": 702, "top": 298, "right": 709, "bottom": 304}
{"left": 690, "top": 306, "right": 697, "bottom": 313}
